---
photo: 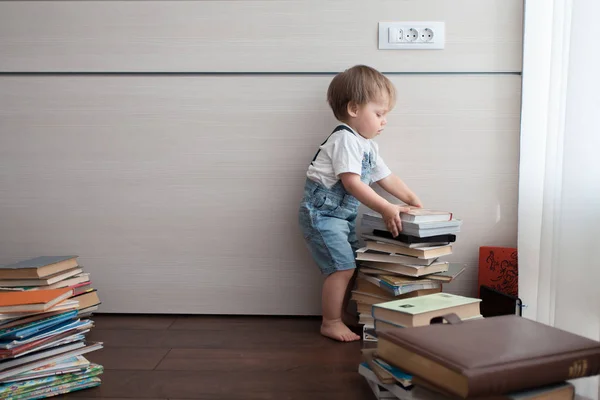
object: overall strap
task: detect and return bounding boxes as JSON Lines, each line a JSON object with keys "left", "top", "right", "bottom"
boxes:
{"left": 311, "top": 125, "right": 356, "bottom": 164}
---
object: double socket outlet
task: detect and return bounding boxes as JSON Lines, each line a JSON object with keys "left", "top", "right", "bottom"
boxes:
{"left": 378, "top": 22, "right": 445, "bottom": 50}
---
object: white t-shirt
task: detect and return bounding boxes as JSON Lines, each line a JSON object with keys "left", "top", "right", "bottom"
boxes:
{"left": 306, "top": 124, "right": 392, "bottom": 189}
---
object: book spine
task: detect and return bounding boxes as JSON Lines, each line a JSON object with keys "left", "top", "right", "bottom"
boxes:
{"left": 466, "top": 349, "right": 600, "bottom": 397}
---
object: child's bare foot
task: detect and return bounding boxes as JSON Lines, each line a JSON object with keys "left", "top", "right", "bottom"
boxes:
{"left": 321, "top": 319, "right": 361, "bottom": 342}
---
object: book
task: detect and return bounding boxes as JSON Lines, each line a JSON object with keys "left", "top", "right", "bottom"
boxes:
{"left": 360, "top": 261, "right": 449, "bottom": 277}
{"left": 372, "top": 357, "right": 413, "bottom": 387}
{"left": 0, "top": 268, "right": 83, "bottom": 288}
{"left": 412, "top": 377, "right": 575, "bottom": 400}
{"left": 426, "top": 263, "right": 466, "bottom": 283}
{"left": 7, "top": 376, "right": 101, "bottom": 400}
{"left": 361, "top": 348, "right": 397, "bottom": 384}
{"left": 0, "top": 300, "right": 79, "bottom": 323}
{"left": 364, "top": 379, "right": 398, "bottom": 399}
{"left": 0, "top": 257, "right": 79, "bottom": 280}
{"left": 0, "top": 311, "right": 78, "bottom": 339}
{"left": 0, "top": 363, "right": 103, "bottom": 398}
{"left": 356, "top": 248, "right": 438, "bottom": 266}
{"left": 28, "top": 274, "right": 90, "bottom": 291}
{"left": 478, "top": 246, "right": 518, "bottom": 297}
{"left": 364, "top": 237, "right": 453, "bottom": 259}
{"left": 358, "top": 362, "right": 414, "bottom": 399}
{"left": 400, "top": 207, "right": 454, "bottom": 223}
{"left": 1, "top": 356, "right": 90, "bottom": 383}
{"left": 0, "top": 289, "right": 73, "bottom": 314}
{"left": 351, "top": 287, "right": 442, "bottom": 306}
{"left": 376, "top": 314, "right": 600, "bottom": 398}
{"left": 374, "top": 314, "right": 483, "bottom": 332}
{"left": 363, "top": 214, "right": 462, "bottom": 238}
{"left": 0, "top": 319, "right": 92, "bottom": 350}
{"left": 0, "top": 341, "right": 103, "bottom": 381}
{"left": 372, "top": 293, "right": 481, "bottom": 328}
{"left": 355, "top": 275, "right": 398, "bottom": 298}
{"left": 351, "top": 292, "right": 392, "bottom": 306}
{"left": 70, "top": 290, "right": 101, "bottom": 311}
{"left": 372, "top": 229, "right": 456, "bottom": 245}
{"left": 378, "top": 276, "right": 442, "bottom": 296}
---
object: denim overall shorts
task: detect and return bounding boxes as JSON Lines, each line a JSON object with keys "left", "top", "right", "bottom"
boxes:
{"left": 298, "top": 125, "right": 374, "bottom": 276}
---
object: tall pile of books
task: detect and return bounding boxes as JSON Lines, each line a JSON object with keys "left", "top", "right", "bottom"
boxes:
{"left": 353, "top": 209, "right": 596, "bottom": 399}
{"left": 0, "top": 256, "right": 103, "bottom": 399}
{"left": 352, "top": 207, "right": 465, "bottom": 343}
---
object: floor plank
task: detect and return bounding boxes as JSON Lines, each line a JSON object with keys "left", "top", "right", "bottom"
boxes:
{"left": 65, "top": 370, "right": 373, "bottom": 399}
{"left": 61, "top": 314, "right": 372, "bottom": 399}
{"left": 155, "top": 348, "right": 360, "bottom": 372}
{"left": 85, "top": 347, "right": 171, "bottom": 370}
{"left": 168, "top": 315, "right": 321, "bottom": 332}
{"left": 92, "top": 315, "right": 176, "bottom": 330}
{"left": 85, "top": 327, "right": 338, "bottom": 350}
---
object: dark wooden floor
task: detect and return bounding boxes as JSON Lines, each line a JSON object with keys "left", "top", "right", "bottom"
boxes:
{"left": 63, "top": 314, "right": 374, "bottom": 400}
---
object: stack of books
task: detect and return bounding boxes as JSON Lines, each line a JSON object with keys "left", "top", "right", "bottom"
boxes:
{"left": 363, "top": 312, "right": 600, "bottom": 399}
{"left": 352, "top": 207, "right": 465, "bottom": 342}
{"left": 0, "top": 256, "right": 103, "bottom": 399}
{"left": 358, "top": 292, "right": 483, "bottom": 398}
{"left": 0, "top": 256, "right": 101, "bottom": 317}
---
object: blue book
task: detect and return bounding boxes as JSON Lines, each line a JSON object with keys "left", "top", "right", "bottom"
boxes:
{"left": 0, "top": 311, "right": 78, "bottom": 340}
{"left": 0, "top": 319, "right": 89, "bottom": 349}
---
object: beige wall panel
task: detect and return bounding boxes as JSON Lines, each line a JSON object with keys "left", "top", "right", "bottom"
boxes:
{"left": 0, "top": 0, "right": 523, "bottom": 73}
{"left": 0, "top": 75, "right": 520, "bottom": 314}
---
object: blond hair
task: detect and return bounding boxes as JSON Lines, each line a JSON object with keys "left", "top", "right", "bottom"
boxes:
{"left": 326, "top": 65, "right": 396, "bottom": 121}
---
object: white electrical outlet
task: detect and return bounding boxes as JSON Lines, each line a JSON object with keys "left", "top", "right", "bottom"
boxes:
{"left": 378, "top": 22, "right": 445, "bottom": 50}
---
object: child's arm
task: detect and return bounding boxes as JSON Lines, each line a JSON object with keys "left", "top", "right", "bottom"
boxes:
{"left": 376, "top": 174, "right": 423, "bottom": 208}
{"left": 340, "top": 173, "right": 410, "bottom": 237}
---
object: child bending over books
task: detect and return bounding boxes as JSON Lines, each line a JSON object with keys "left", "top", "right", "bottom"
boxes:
{"left": 298, "top": 65, "right": 422, "bottom": 342}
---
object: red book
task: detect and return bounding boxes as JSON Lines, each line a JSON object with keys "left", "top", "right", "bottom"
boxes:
{"left": 478, "top": 246, "right": 518, "bottom": 296}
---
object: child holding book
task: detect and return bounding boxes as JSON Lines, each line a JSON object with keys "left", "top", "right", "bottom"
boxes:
{"left": 298, "top": 65, "right": 423, "bottom": 342}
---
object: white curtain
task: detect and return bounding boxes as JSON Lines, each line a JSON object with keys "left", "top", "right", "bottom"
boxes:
{"left": 519, "top": 0, "right": 600, "bottom": 398}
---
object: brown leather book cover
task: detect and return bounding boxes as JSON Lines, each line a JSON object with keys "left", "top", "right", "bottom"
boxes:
{"left": 376, "top": 314, "right": 600, "bottom": 398}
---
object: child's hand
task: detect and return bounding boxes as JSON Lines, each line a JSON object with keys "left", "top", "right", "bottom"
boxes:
{"left": 382, "top": 204, "right": 412, "bottom": 237}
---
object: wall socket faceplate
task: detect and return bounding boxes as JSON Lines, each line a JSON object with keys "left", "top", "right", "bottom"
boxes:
{"left": 378, "top": 21, "right": 445, "bottom": 50}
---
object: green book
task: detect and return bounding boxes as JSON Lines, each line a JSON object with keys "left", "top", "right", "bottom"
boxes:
{"left": 372, "top": 292, "right": 481, "bottom": 328}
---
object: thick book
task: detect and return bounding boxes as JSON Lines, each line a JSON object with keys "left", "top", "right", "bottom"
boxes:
{"left": 351, "top": 288, "right": 441, "bottom": 306}
{"left": 373, "top": 230, "right": 457, "bottom": 245}
{"left": 359, "top": 261, "right": 449, "bottom": 277}
{"left": 412, "top": 377, "right": 575, "bottom": 400}
{"left": 71, "top": 290, "right": 101, "bottom": 310}
{"left": 376, "top": 314, "right": 600, "bottom": 398}
{"left": 374, "top": 314, "right": 483, "bottom": 333}
{"left": 357, "top": 248, "right": 437, "bottom": 266}
{"left": 372, "top": 293, "right": 481, "bottom": 328}
{"left": 364, "top": 237, "right": 453, "bottom": 259}
{"left": 0, "top": 257, "right": 79, "bottom": 280}
{"left": 399, "top": 207, "right": 454, "bottom": 223}
{"left": 363, "top": 215, "right": 462, "bottom": 238}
